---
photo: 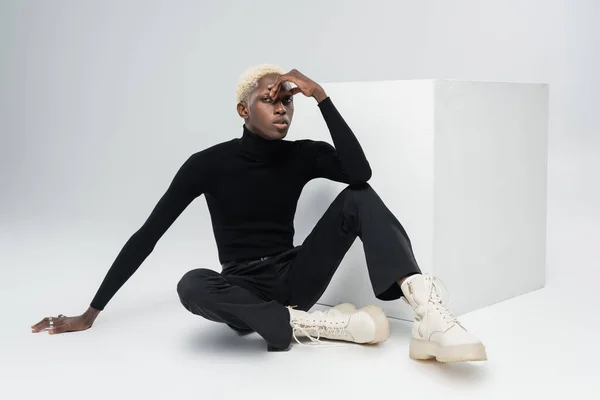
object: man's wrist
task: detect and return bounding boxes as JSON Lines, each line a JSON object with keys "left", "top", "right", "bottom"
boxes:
{"left": 83, "top": 306, "right": 101, "bottom": 322}
{"left": 312, "top": 87, "right": 328, "bottom": 103}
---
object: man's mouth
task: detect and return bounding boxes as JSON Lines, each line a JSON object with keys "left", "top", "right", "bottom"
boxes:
{"left": 273, "top": 119, "right": 289, "bottom": 129}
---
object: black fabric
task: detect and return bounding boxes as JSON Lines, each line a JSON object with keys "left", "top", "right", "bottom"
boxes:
{"left": 90, "top": 97, "right": 372, "bottom": 311}
{"left": 176, "top": 184, "right": 421, "bottom": 351}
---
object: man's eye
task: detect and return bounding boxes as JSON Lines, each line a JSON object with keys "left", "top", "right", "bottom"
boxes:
{"left": 283, "top": 97, "right": 293, "bottom": 103}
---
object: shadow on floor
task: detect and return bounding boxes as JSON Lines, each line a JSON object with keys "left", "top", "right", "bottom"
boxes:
{"left": 184, "top": 325, "right": 267, "bottom": 355}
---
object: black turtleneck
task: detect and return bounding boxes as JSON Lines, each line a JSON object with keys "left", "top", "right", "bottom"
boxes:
{"left": 90, "top": 97, "right": 371, "bottom": 310}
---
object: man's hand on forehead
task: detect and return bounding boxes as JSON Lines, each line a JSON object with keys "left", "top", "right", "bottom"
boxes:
{"left": 267, "top": 69, "right": 327, "bottom": 103}
{"left": 268, "top": 82, "right": 293, "bottom": 97}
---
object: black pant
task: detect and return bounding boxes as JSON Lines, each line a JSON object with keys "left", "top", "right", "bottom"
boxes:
{"left": 176, "top": 183, "right": 421, "bottom": 351}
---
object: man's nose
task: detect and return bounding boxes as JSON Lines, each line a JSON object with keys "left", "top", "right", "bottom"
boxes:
{"left": 274, "top": 101, "right": 286, "bottom": 114}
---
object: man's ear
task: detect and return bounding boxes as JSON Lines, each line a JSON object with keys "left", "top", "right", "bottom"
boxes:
{"left": 237, "top": 102, "right": 249, "bottom": 119}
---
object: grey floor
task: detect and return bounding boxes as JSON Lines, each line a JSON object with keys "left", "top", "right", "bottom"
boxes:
{"left": 3, "top": 216, "right": 599, "bottom": 399}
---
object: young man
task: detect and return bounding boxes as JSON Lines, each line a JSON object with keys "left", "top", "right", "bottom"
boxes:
{"left": 31, "top": 65, "right": 486, "bottom": 362}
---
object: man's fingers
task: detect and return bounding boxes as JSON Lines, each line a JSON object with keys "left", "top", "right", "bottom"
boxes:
{"left": 269, "top": 77, "right": 282, "bottom": 97}
{"left": 269, "top": 73, "right": 296, "bottom": 98}
{"left": 31, "top": 317, "right": 51, "bottom": 332}
{"left": 32, "top": 315, "right": 65, "bottom": 332}
{"left": 48, "top": 320, "right": 72, "bottom": 335}
{"left": 269, "top": 70, "right": 304, "bottom": 97}
{"left": 290, "top": 87, "right": 302, "bottom": 96}
{"left": 31, "top": 323, "right": 47, "bottom": 333}
{"left": 48, "top": 325, "right": 65, "bottom": 335}
{"left": 269, "top": 74, "right": 287, "bottom": 89}
{"left": 31, "top": 318, "right": 42, "bottom": 328}
{"left": 31, "top": 317, "right": 49, "bottom": 329}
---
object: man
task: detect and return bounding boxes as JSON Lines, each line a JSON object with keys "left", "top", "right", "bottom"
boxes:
{"left": 31, "top": 65, "right": 486, "bottom": 362}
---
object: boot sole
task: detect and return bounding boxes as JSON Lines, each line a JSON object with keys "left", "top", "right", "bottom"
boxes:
{"left": 409, "top": 338, "right": 488, "bottom": 362}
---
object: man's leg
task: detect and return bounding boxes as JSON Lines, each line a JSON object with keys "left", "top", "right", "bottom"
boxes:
{"left": 177, "top": 268, "right": 292, "bottom": 351}
{"left": 285, "top": 183, "right": 486, "bottom": 361}
{"left": 286, "top": 183, "right": 420, "bottom": 310}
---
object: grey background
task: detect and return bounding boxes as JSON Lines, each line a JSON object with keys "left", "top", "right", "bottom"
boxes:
{"left": 1, "top": 0, "right": 598, "bottom": 305}
{"left": 2, "top": 1, "right": 599, "bottom": 397}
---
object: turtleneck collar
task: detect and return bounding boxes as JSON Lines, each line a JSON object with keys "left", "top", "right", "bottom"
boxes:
{"left": 239, "top": 124, "right": 285, "bottom": 159}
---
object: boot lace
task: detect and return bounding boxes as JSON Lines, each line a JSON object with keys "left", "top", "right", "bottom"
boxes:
{"left": 402, "top": 274, "right": 459, "bottom": 337}
{"left": 290, "top": 313, "right": 350, "bottom": 348}
{"left": 426, "top": 275, "right": 458, "bottom": 324}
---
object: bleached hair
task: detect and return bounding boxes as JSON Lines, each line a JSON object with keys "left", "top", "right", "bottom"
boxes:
{"left": 236, "top": 64, "right": 286, "bottom": 104}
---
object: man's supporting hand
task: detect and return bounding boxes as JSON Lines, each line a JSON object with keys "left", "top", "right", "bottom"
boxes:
{"left": 31, "top": 306, "right": 100, "bottom": 335}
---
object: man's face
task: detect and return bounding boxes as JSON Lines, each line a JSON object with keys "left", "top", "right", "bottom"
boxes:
{"left": 238, "top": 74, "right": 295, "bottom": 140}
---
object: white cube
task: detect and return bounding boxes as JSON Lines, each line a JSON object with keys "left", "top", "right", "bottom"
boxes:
{"left": 292, "top": 80, "right": 548, "bottom": 321}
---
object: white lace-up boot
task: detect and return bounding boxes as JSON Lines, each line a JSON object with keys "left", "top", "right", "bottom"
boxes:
{"left": 331, "top": 303, "right": 357, "bottom": 313}
{"left": 331, "top": 303, "right": 390, "bottom": 344}
{"left": 288, "top": 304, "right": 390, "bottom": 345}
{"left": 401, "top": 274, "right": 487, "bottom": 362}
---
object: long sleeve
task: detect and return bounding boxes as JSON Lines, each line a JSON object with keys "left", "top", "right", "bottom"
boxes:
{"left": 310, "top": 97, "right": 372, "bottom": 184}
{"left": 90, "top": 153, "right": 208, "bottom": 310}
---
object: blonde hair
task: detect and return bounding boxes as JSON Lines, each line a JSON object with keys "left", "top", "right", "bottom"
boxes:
{"left": 236, "top": 64, "right": 286, "bottom": 104}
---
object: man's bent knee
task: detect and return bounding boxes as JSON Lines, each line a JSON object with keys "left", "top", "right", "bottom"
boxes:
{"left": 176, "top": 268, "right": 216, "bottom": 306}
{"left": 340, "top": 182, "right": 376, "bottom": 201}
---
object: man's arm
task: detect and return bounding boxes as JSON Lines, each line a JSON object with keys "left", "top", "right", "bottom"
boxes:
{"left": 268, "top": 69, "right": 372, "bottom": 184}
{"left": 89, "top": 153, "right": 207, "bottom": 311}
{"left": 311, "top": 95, "right": 372, "bottom": 184}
